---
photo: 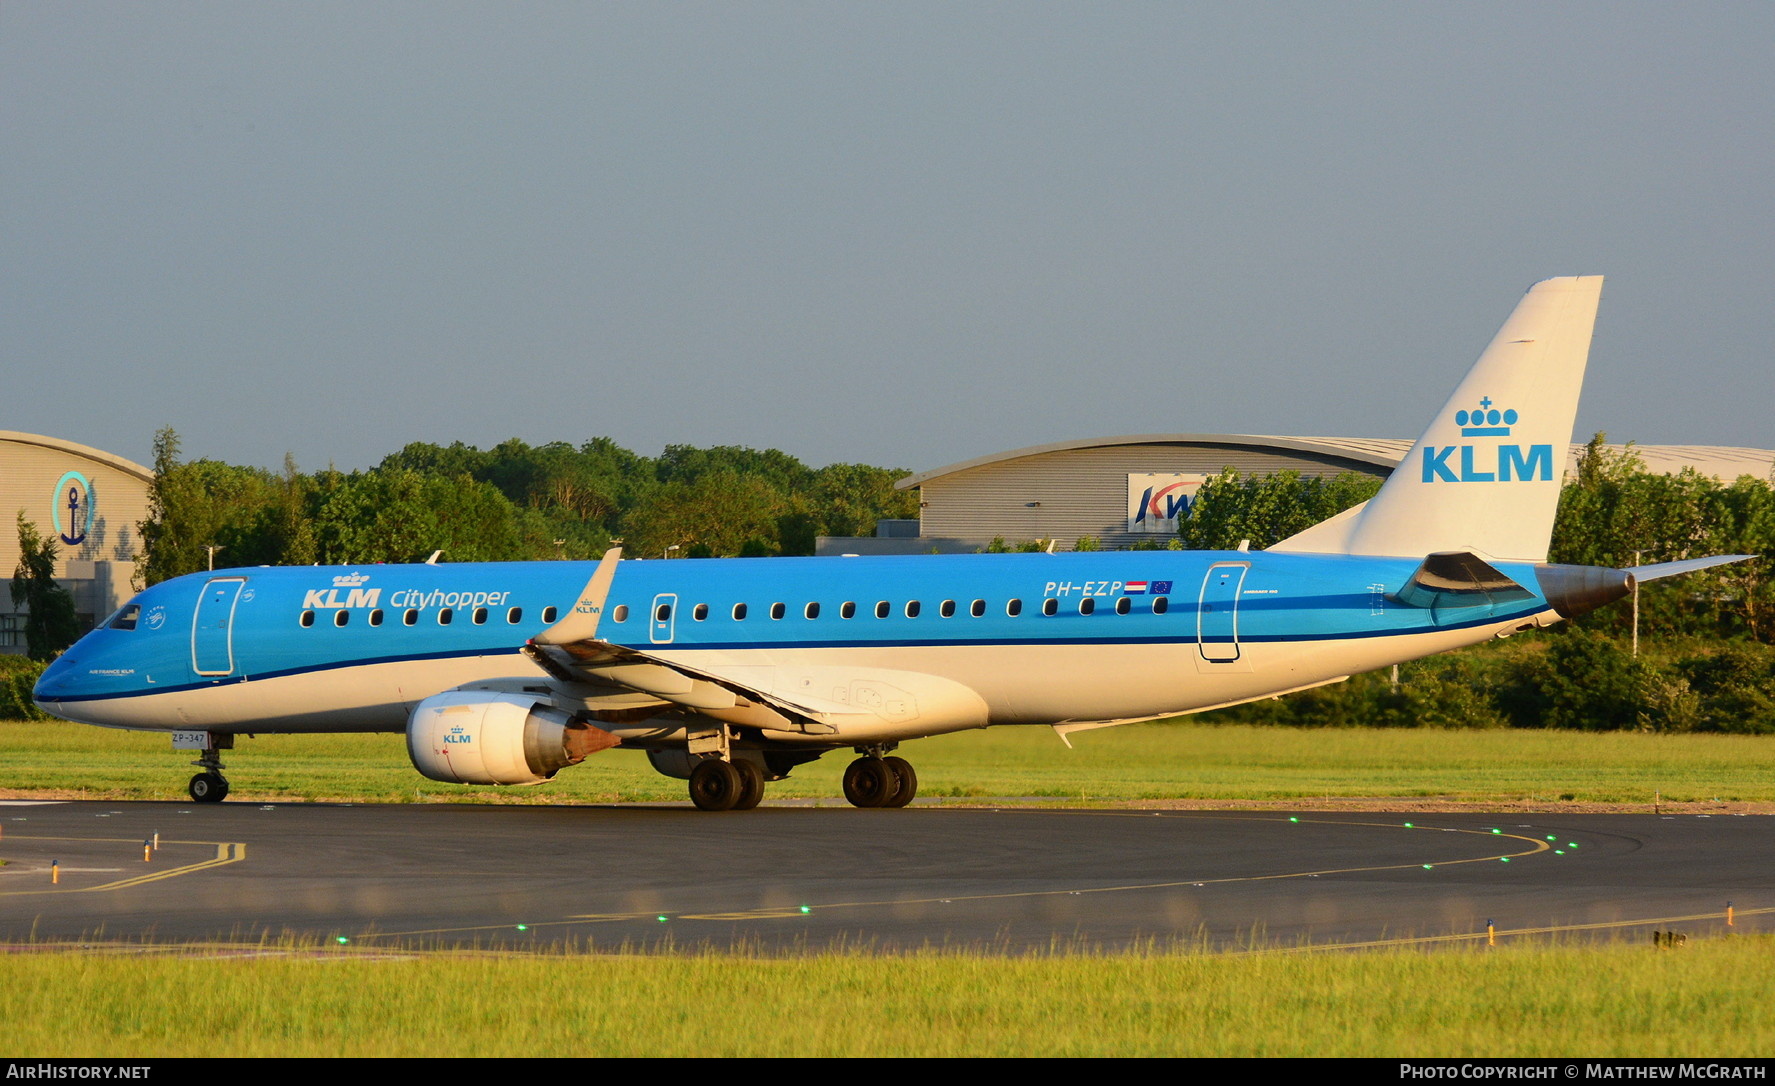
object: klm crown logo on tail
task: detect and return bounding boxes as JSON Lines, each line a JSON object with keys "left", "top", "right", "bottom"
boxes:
{"left": 1421, "top": 397, "right": 1553, "bottom": 484}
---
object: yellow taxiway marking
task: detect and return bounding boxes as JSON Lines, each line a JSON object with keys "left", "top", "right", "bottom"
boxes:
{"left": 0, "top": 838, "right": 246, "bottom": 896}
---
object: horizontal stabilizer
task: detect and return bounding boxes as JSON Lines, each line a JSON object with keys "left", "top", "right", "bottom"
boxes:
{"left": 1628, "top": 554, "right": 1757, "bottom": 583}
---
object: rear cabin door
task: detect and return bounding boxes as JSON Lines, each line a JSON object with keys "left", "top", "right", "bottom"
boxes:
{"left": 1196, "top": 563, "right": 1248, "bottom": 663}
{"left": 192, "top": 577, "right": 247, "bottom": 676}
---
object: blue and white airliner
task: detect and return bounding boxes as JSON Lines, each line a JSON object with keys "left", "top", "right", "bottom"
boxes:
{"left": 33, "top": 277, "right": 1749, "bottom": 809}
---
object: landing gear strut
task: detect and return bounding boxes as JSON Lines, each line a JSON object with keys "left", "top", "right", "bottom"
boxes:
{"left": 843, "top": 749, "right": 918, "bottom": 809}
{"left": 186, "top": 736, "right": 233, "bottom": 803}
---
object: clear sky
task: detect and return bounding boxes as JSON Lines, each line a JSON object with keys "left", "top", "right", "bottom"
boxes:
{"left": 5, "top": 3, "right": 1771, "bottom": 476}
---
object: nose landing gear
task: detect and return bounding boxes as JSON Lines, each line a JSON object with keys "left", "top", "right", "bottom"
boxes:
{"left": 183, "top": 734, "right": 233, "bottom": 803}
{"left": 188, "top": 771, "right": 230, "bottom": 803}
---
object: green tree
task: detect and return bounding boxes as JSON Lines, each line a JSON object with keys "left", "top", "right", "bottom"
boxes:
{"left": 312, "top": 469, "right": 526, "bottom": 564}
{"left": 1180, "top": 470, "right": 1382, "bottom": 550}
{"left": 137, "top": 428, "right": 207, "bottom": 585}
{"left": 623, "top": 470, "right": 791, "bottom": 558}
{"left": 11, "top": 513, "right": 80, "bottom": 660}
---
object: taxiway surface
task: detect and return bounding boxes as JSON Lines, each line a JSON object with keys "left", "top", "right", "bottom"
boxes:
{"left": 0, "top": 801, "right": 1765, "bottom": 951}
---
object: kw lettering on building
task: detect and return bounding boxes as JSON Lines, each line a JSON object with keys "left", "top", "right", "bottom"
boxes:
{"left": 1127, "top": 473, "right": 1206, "bottom": 533}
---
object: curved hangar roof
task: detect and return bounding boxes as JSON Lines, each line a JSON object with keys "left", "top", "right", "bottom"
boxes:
{"left": 892, "top": 434, "right": 1774, "bottom": 553}
{"left": 898, "top": 434, "right": 1775, "bottom": 490}
{"left": 0, "top": 430, "right": 153, "bottom": 575}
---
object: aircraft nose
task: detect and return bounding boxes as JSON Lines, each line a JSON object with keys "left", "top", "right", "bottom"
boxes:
{"left": 32, "top": 651, "right": 78, "bottom": 709}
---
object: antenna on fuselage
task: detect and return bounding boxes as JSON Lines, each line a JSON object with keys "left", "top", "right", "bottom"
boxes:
{"left": 424, "top": 551, "right": 442, "bottom": 565}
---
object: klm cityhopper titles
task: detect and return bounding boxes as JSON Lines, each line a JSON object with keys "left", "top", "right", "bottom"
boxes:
{"left": 34, "top": 277, "right": 1750, "bottom": 810}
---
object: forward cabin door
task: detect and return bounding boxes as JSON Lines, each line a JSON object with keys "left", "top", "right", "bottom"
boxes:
{"left": 191, "top": 577, "right": 247, "bottom": 676}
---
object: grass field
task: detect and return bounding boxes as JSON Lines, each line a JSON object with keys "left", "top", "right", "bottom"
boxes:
{"left": 3, "top": 717, "right": 1771, "bottom": 807}
{"left": 4, "top": 718, "right": 1770, "bottom": 1057}
{"left": 4, "top": 938, "right": 1772, "bottom": 1057}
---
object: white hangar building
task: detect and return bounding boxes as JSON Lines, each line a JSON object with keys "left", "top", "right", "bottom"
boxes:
{"left": 1, "top": 432, "right": 152, "bottom": 654}
{"left": 819, "top": 435, "right": 1775, "bottom": 555}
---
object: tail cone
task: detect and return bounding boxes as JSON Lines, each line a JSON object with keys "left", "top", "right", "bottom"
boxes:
{"left": 1535, "top": 564, "right": 1633, "bottom": 620}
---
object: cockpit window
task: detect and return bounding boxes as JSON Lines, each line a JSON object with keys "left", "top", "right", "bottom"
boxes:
{"left": 106, "top": 604, "right": 140, "bottom": 631}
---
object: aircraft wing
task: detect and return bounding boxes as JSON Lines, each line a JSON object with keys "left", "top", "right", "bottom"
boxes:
{"left": 523, "top": 548, "right": 988, "bottom": 738}
{"left": 525, "top": 633, "right": 845, "bottom": 734}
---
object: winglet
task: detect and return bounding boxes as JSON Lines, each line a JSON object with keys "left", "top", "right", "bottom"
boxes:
{"left": 533, "top": 547, "right": 622, "bottom": 646}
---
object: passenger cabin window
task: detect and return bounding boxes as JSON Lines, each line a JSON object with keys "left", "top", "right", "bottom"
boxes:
{"left": 1041, "top": 598, "right": 1058, "bottom": 617}
{"left": 939, "top": 600, "right": 956, "bottom": 618}
{"left": 875, "top": 601, "right": 889, "bottom": 619}
{"left": 905, "top": 601, "right": 921, "bottom": 618}
{"left": 970, "top": 599, "right": 986, "bottom": 617}
{"left": 612, "top": 605, "right": 629, "bottom": 622}
{"left": 1153, "top": 596, "right": 1169, "bottom": 614}
{"left": 693, "top": 603, "right": 709, "bottom": 621}
{"left": 1115, "top": 597, "right": 1131, "bottom": 615}
{"left": 1006, "top": 599, "right": 1022, "bottom": 617}
{"left": 507, "top": 607, "right": 522, "bottom": 624}
{"left": 542, "top": 606, "right": 558, "bottom": 623}
{"left": 335, "top": 610, "right": 350, "bottom": 627}
{"left": 655, "top": 603, "right": 672, "bottom": 623}
{"left": 404, "top": 609, "right": 418, "bottom": 626}
{"left": 300, "top": 610, "right": 315, "bottom": 628}
{"left": 369, "top": 609, "right": 385, "bottom": 627}
{"left": 840, "top": 601, "right": 856, "bottom": 619}
{"left": 1079, "top": 599, "right": 1095, "bottom": 616}
{"left": 473, "top": 607, "right": 489, "bottom": 625}
{"left": 106, "top": 604, "right": 140, "bottom": 631}
{"left": 770, "top": 603, "right": 786, "bottom": 620}
{"left": 805, "top": 602, "right": 820, "bottom": 619}
{"left": 438, "top": 608, "right": 454, "bottom": 625}
{"left": 733, "top": 603, "right": 748, "bottom": 620}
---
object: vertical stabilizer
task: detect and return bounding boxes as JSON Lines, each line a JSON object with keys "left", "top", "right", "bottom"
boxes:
{"left": 1273, "top": 276, "right": 1603, "bottom": 562}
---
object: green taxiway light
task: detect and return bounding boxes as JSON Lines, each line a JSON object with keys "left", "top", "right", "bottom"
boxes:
{"left": 516, "top": 924, "right": 529, "bottom": 932}
{"left": 1289, "top": 817, "right": 1299, "bottom": 823}
{"left": 335, "top": 936, "right": 349, "bottom": 944}
{"left": 1491, "top": 828, "right": 1501, "bottom": 834}
{"left": 657, "top": 915, "right": 668, "bottom": 923}
{"left": 1404, "top": 822, "right": 1414, "bottom": 828}
{"left": 1422, "top": 864, "right": 1432, "bottom": 869}
{"left": 800, "top": 905, "right": 811, "bottom": 914}
{"left": 1568, "top": 842, "right": 1579, "bottom": 849}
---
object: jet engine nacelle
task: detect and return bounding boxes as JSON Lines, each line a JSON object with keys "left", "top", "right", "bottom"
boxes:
{"left": 406, "top": 690, "right": 617, "bottom": 786}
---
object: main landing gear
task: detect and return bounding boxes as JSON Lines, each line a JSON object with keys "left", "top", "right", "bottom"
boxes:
{"left": 688, "top": 757, "right": 765, "bottom": 812}
{"left": 680, "top": 736, "right": 920, "bottom": 812}
{"left": 842, "top": 749, "right": 917, "bottom": 809}
{"left": 186, "top": 736, "right": 233, "bottom": 803}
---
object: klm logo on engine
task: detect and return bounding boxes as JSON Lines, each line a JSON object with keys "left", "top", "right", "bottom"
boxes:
{"left": 1421, "top": 398, "right": 1553, "bottom": 483}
